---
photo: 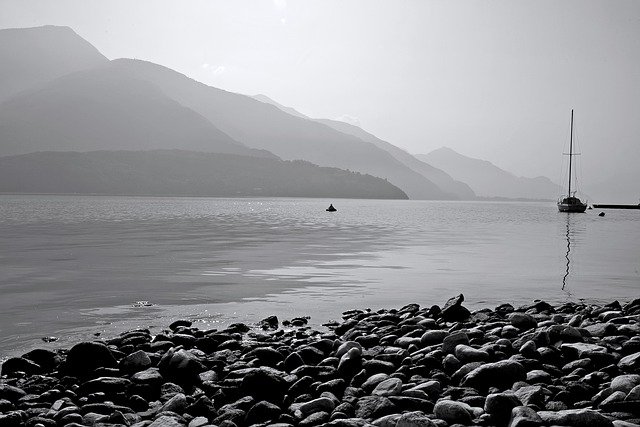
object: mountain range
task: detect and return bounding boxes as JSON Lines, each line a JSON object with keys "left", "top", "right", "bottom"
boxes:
{"left": 419, "top": 147, "right": 562, "bottom": 200}
{"left": 0, "top": 25, "right": 561, "bottom": 201}
{"left": 252, "top": 94, "right": 475, "bottom": 200}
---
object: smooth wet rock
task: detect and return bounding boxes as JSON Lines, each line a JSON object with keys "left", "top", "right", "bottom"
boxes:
{"left": 120, "top": 349, "right": 152, "bottom": 374}
{"left": 240, "top": 367, "right": 289, "bottom": 402}
{"left": 406, "top": 381, "right": 441, "bottom": 399}
{"left": 584, "top": 322, "right": 618, "bottom": 337}
{"left": 159, "top": 348, "right": 205, "bottom": 386}
{"left": 22, "top": 348, "right": 60, "bottom": 372}
{"left": 513, "top": 385, "right": 544, "bottom": 407}
{"left": 336, "top": 342, "right": 363, "bottom": 358}
{"left": 355, "top": 396, "right": 396, "bottom": 419}
{"left": 619, "top": 352, "right": 640, "bottom": 373}
{"left": 508, "top": 313, "right": 537, "bottom": 331}
{"left": 485, "top": 392, "right": 521, "bottom": 426}
{"left": 78, "top": 376, "right": 131, "bottom": 396}
{"left": 537, "top": 409, "right": 614, "bottom": 427}
{"left": 396, "top": 411, "right": 437, "bottom": 427}
{"left": 526, "top": 369, "right": 552, "bottom": 384}
{"left": 245, "top": 400, "right": 281, "bottom": 424}
{"left": 599, "top": 391, "right": 626, "bottom": 407}
{"left": 300, "top": 411, "right": 330, "bottom": 426}
{"left": 441, "top": 294, "right": 471, "bottom": 322}
{"left": 455, "top": 344, "right": 489, "bottom": 363}
{"left": 132, "top": 367, "right": 164, "bottom": 387}
{"left": 149, "top": 415, "right": 185, "bottom": 427}
{"left": 508, "top": 405, "right": 542, "bottom": 427}
{"left": 1, "top": 357, "right": 41, "bottom": 376}
{"left": 442, "top": 331, "right": 470, "bottom": 354}
{"left": 64, "top": 341, "right": 117, "bottom": 376}
{"left": 245, "top": 346, "right": 284, "bottom": 366}
{"left": 258, "top": 315, "right": 279, "bottom": 330}
{"left": 433, "top": 399, "right": 473, "bottom": 425}
{"left": 338, "top": 347, "right": 363, "bottom": 378}
{"left": 297, "top": 397, "right": 336, "bottom": 418}
{"left": 0, "top": 385, "right": 26, "bottom": 402}
{"left": 362, "top": 374, "right": 390, "bottom": 393}
{"left": 371, "top": 378, "right": 403, "bottom": 397}
{"left": 421, "top": 330, "right": 448, "bottom": 346}
{"left": 611, "top": 374, "right": 640, "bottom": 393}
{"left": 161, "top": 393, "right": 187, "bottom": 413}
{"left": 626, "top": 384, "right": 640, "bottom": 401}
{"left": 561, "top": 342, "right": 608, "bottom": 359}
{"left": 461, "top": 360, "right": 526, "bottom": 391}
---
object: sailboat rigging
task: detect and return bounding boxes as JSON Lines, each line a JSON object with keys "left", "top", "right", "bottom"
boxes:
{"left": 558, "top": 109, "right": 587, "bottom": 213}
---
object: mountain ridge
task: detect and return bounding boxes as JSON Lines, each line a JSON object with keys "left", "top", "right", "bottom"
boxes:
{"left": 0, "top": 60, "right": 274, "bottom": 159}
{"left": 419, "top": 147, "right": 561, "bottom": 200}
{"left": 0, "top": 25, "right": 108, "bottom": 103}
{"left": 113, "top": 58, "right": 450, "bottom": 199}
{"left": 251, "top": 94, "right": 475, "bottom": 199}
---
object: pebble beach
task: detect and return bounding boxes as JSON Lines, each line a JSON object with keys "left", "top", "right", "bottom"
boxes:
{"left": 2, "top": 295, "right": 640, "bottom": 427}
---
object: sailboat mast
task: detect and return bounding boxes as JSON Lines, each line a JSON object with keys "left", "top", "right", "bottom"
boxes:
{"left": 568, "top": 109, "right": 573, "bottom": 196}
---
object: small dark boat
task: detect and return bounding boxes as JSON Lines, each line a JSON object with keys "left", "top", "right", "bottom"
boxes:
{"left": 558, "top": 110, "right": 587, "bottom": 213}
{"left": 326, "top": 204, "right": 337, "bottom": 212}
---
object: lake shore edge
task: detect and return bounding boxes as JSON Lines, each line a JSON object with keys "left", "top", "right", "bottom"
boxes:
{"left": 1, "top": 295, "right": 640, "bottom": 427}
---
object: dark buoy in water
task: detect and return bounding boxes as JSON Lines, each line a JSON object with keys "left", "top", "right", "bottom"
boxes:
{"left": 326, "top": 203, "right": 337, "bottom": 212}
{"left": 598, "top": 212, "right": 605, "bottom": 217}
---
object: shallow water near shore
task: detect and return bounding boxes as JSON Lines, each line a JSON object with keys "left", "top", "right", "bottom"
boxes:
{"left": 1, "top": 195, "right": 639, "bottom": 358}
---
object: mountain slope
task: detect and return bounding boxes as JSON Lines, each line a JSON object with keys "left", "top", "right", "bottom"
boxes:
{"left": 0, "top": 62, "right": 272, "bottom": 158}
{"left": 316, "top": 119, "right": 476, "bottom": 200}
{"left": 419, "top": 147, "right": 561, "bottom": 200}
{"left": 0, "top": 25, "right": 108, "bottom": 103}
{"left": 114, "top": 59, "right": 449, "bottom": 200}
{"left": 0, "top": 150, "right": 408, "bottom": 199}
{"left": 252, "top": 94, "right": 474, "bottom": 200}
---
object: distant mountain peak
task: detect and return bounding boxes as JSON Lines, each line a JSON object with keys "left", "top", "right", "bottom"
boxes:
{"left": 419, "top": 147, "right": 561, "bottom": 200}
{"left": 0, "top": 24, "right": 108, "bottom": 102}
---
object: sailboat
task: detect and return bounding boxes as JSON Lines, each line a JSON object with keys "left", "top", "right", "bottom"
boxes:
{"left": 558, "top": 109, "right": 587, "bottom": 213}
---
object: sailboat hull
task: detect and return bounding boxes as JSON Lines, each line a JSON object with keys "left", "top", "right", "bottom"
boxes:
{"left": 558, "top": 196, "right": 587, "bottom": 212}
{"left": 558, "top": 203, "right": 587, "bottom": 213}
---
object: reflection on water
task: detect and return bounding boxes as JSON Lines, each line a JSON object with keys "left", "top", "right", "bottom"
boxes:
{"left": 562, "top": 214, "right": 572, "bottom": 295}
{"left": 560, "top": 213, "right": 589, "bottom": 297}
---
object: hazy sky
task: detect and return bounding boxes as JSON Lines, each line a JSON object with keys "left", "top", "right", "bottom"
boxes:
{"left": 1, "top": 0, "right": 639, "bottom": 188}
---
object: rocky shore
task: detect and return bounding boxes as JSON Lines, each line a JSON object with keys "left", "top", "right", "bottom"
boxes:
{"left": 2, "top": 295, "right": 640, "bottom": 427}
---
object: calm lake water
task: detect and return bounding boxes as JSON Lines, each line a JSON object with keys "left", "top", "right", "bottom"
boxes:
{"left": 1, "top": 195, "right": 639, "bottom": 357}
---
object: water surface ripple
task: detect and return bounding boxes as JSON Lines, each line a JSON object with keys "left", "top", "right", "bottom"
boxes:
{"left": 1, "top": 195, "right": 638, "bottom": 356}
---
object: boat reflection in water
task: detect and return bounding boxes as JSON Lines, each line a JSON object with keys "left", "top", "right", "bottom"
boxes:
{"left": 561, "top": 214, "right": 586, "bottom": 296}
{"left": 562, "top": 215, "right": 573, "bottom": 294}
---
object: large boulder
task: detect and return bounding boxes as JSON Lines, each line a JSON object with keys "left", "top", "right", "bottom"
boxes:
{"left": 441, "top": 294, "right": 471, "bottom": 322}
{"left": 240, "top": 367, "right": 290, "bottom": 403}
{"left": 355, "top": 396, "right": 396, "bottom": 419}
{"left": 158, "top": 348, "right": 206, "bottom": 387}
{"left": 619, "top": 352, "right": 640, "bottom": 373}
{"left": 371, "top": 378, "right": 403, "bottom": 397}
{"left": 485, "top": 392, "right": 522, "bottom": 426}
{"left": 610, "top": 374, "right": 640, "bottom": 393}
{"left": 537, "top": 409, "right": 613, "bottom": 427}
{"left": 508, "top": 406, "right": 542, "bottom": 427}
{"left": 461, "top": 360, "right": 526, "bottom": 391}
{"left": 433, "top": 400, "right": 473, "bottom": 425}
{"left": 64, "top": 341, "right": 117, "bottom": 377}
{"left": 1, "top": 357, "right": 41, "bottom": 377}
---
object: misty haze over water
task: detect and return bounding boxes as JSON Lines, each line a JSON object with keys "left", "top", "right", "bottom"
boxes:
{"left": 1, "top": 195, "right": 638, "bottom": 356}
